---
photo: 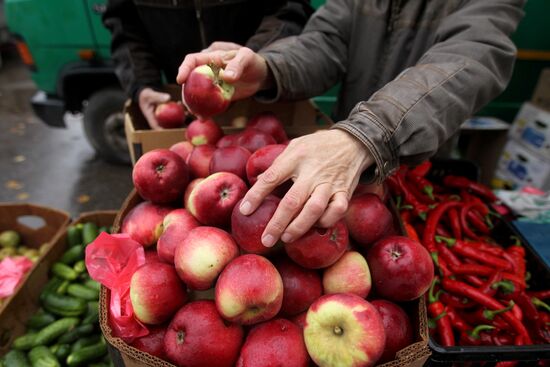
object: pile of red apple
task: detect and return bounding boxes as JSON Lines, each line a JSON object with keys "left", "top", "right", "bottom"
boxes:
{"left": 120, "top": 111, "right": 434, "bottom": 367}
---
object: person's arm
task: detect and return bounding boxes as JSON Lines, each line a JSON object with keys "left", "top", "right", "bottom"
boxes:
{"left": 103, "top": 0, "right": 163, "bottom": 101}
{"left": 245, "top": 0, "right": 314, "bottom": 51}
{"left": 261, "top": 0, "right": 525, "bottom": 182}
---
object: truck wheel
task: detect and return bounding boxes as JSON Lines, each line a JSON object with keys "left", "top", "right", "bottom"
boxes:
{"left": 83, "top": 88, "right": 130, "bottom": 164}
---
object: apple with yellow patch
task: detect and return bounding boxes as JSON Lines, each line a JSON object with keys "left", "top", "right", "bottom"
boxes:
{"left": 215, "top": 254, "right": 283, "bottom": 325}
{"left": 322, "top": 251, "right": 372, "bottom": 298}
{"left": 174, "top": 226, "right": 239, "bottom": 290}
{"left": 304, "top": 293, "right": 385, "bottom": 367}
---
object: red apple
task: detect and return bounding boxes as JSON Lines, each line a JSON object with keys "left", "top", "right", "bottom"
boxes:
{"left": 274, "top": 257, "right": 322, "bottom": 316}
{"left": 164, "top": 300, "right": 243, "bottom": 367}
{"left": 231, "top": 196, "right": 281, "bottom": 255}
{"left": 345, "top": 193, "right": 393, "bottom": 249}
{"left": 183, "top": 64, "right": 234, "bottom": 119}
{"left": 170, "top": 141, "right": 194, "bottom": 162}
{"left": 290, "top": 312, "right": 307, "bottom": 329}
{"left": 322, "top": 251, "right": 372, "bottom": 298}
{"left": 236, "top": 319, "right": 308, "bottom": 367}
{"left": 353, "top": 182, "right": 388, "bottom": 202}
{"left": 144, "top": 250, "right": 162, "bottom": 264}
{"left": 132, "top": 149, "right": 189, "bottom": 204}
{"left": 215, "top": 254, "right": 283, "bottom": 325}
{"left": 131, "top": 325, "right": 166, "bottom": 358}
{"left": 121, "top": 201, "right": 172, "bottom": 247}
{"left": 366, "top": 236, "right": 434, "bottom": 301}
{"left": 184, "top": 178, "right": 203, "bottom": 208}
{"left": 216, "top": 133, "right": 242, "bottom": 148}
{"left": 130, "top": 262, "right": 187, "bottom": 325}
{"left": 187, "top": 172, "right": 247, "bottom": 226}
{"left": 157, "top": 208, "right": 200, "bottom": 263}
{"left": 285, "top": 220, "right": 349, "bottom": 269}
{"left": 155, "top": 101, "right": 186, "bottom": 129}
{"left": 174, "top": 226, "right": 239, "bottom": 290}
{"left": 246, "top": 111, "right": 288, "bottom": 143}
{"left": 371, "top": 300, "right": 413, "bottom": 363}
{"left": 246, "top": 144, "right": 286, "bottom": 185}
{"left": 210, "top": 146, "right": 251, "bottom": 180}
{"left": 187, "top": 144, "right": 216, "bottom": 178}
{"left": 304, "top": 294, "right": 386, "bottom": 367}
{"left": 186, "top": 118, "right": 223, "bottom": 146}
{"left": 237, "top": 129, "right": 276, "bottom": 153}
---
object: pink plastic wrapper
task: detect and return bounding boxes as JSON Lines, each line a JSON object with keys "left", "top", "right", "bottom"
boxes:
{"left": 85, "top": 232, "right": 147, "bottom": 341}
{"left": 0, "top": 256, "right": 34, "bottom": 299}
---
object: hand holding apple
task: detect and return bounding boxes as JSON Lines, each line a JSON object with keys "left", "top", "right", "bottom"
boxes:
{"left": 138, "top": 88, "right": 171, "bottom": 130}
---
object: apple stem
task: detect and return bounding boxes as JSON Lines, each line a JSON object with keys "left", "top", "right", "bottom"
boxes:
{"left": 177, "top": 330, "right": 186, "bottom": 345}
{"left": 156, "top": 164, "right": 165, "bottom": 174}
{"left": 208, "top": 63, "right": 222, "bottom": 86}
{"left": 333, "top": 325, "right": 344, "bottom": 336}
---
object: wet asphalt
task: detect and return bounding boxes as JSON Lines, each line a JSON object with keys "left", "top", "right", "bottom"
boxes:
{"left": 0, "top": 49, "right": 133, "bottom": 217}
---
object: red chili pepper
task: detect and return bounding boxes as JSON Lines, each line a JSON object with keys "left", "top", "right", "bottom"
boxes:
{"left": 403, "top": 221, "right": 420, "bottom": 242}
{"left": 460, "top": 324, "right": 495, "bottom": 346}
{"left": 495, "top": 362, "right": 519, "bottom": 367}
{"left": 507, "top": 242, "right": 526, "bottom": 281}
{"left": 460, "top": 202, "right": 489, "bottom": 241}
{"left": 395, "top": 173, "right": 429, "bottom": 220}
{"left": 423, "top": 201, "right": 462, "bottom": 254}
{"left": 405, "top": 179, "right": 434, "bottom": 204}
{"left": 436, "top": 225, "right": 452, "bottom": 238}
{"left": 472, "top": 300, "right": 515, "bottom": 326}
{"left": 529, "top": 290, "right": 550, "bottom": 301}
{"left": 479, "top": 271, "right": 502, "bottom": 296}
{"left": 447, "top": 240, "right": 512, "bottom": 271}
{"left": 410, "top": 161, "right": 432, "bottom": 177}
{"left": 492, "top": 332, "right": 515, "bottom": 346}
{"left": 446, "top": 307, "right": 471, "bottom": 332}
{"left": 463, "top": 275, "right": 484, "bottom": 287}
{"left": 400, "top": 210, "right": 412, "bottom": 223}
{"left": 441, "top": 278, "right": 532, "bottom": 344}
{"left": 427, "top": 279, "right": 455, "bottom": 346}
{"left": 440, "top": 293, "right": 476, "bottom": 309}
{"left": 407, "top": 172, "right": 436, "bottom": 202}
{"left": 432, "top": 252, "right": 452, "bottom": 278}
{"left": 449, "top": 264, "right": 525, "bottom": 288}
{"left": 443, "top": 176, "right": 498, "bottom": 202}
{"left": 463, "top": 240, "right": 505, "bottom": 257}
{"left": 448, "top": 208, "right": 462, "bottom": 240}
{"left": 466, "top": 211, "right": 491, "bottom": 234}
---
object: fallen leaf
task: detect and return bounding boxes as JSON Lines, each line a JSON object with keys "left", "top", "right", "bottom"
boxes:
{"left": 5, "top": 180, "right": 23, "bottom": 190}
{"left": 16, "top": 192, "right": 30, "bottom": 200}
{"left": 13, "top": 155, "right": 26, "bottom": 163}
{"left": 77, "top": 194, "right": 91, "bottom": 204}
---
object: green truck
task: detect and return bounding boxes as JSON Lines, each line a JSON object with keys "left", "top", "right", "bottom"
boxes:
{"left": 4, "top": 0, "right": 550, "bottom": 164}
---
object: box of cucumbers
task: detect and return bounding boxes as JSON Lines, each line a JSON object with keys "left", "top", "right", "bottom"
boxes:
{"left": 0, "top": 211, "right": 117, "bottom": 367}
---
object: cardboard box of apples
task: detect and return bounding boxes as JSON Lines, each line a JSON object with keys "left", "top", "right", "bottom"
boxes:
{"left": 96, "top": 64, "right": 432, "bottom": 367}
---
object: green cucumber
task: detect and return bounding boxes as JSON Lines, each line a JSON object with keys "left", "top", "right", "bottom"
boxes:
{"left": 28, "top": 346, "right": 60, "bottom": 367}
{"left": 82, "top": 223, "right": 99, "bottom": 245}
{"left": 67, "top": 284, "right": 98, "bottom": 301}
{"left": 33, "top": 317, "right": 80, "bottom": 346}
{"left": 70, "top": 335, "right": 100, "bottom": 353}
{"left": 42, "top": 293, "right": 87, "bottom": 317}
{"left": 84, "top": 279, "right": 101, "bottom": 292}
{"left": 60, "top": 245, "right": 85, "bottom": 265}
{"left": 40, "top": 278, "right": 64, "bottom": 301}
{"left": 73, "top": 260, "right": 86, "bottom": 274}
{"left": 82, "top": 301, "right": 99, "bottom": 325}
{"left": 3, "top": 350, "right": 31, "bottom": 367}
{"left": 56, "top": 280, "right": 70, "bottom": 295}
{"left": 27, "top": 311, "right": 56, "bottom": 330}
{"left": 50, "top": 344, "right": 71, "bottom": 360}
{"left": 66, "top": 225, "right": 83, "bottom": 247}
{"left": 51, "top": 263, "right": 78, "bottom": 281}
{"left": 98, "top": 226, "right": 109, "bottom": 234}
{"left": 12, "top": 333, "right": 37, "bottom": 351}
{"left": 67, "top": 339, "right": 107, "bottom": 367}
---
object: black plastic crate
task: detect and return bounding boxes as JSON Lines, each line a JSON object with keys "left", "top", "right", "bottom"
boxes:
{"left": 420, "top": 159, "right": 550, "bottom": 365}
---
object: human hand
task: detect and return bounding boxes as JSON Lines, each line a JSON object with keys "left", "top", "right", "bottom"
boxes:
{"left": 202, "top": 41, "right": 242, "bottom": 53}
{"left": 138, "top": 88, "right": 171, "bottom": 130}
{"left": 239, "top": 129, "right": 374, "bottom": 247}
{"left": 176, "top": 47, "right": 271, "bottom": 101}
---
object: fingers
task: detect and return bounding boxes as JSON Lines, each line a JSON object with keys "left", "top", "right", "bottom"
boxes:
{"left": 176, "top": 50, "right": 231, "bottom": 84}
{"left": 261, "top": 179, "right": 312, "bottom": 247}
{"left": 202, "top": 41, "right": 242, "bottom": 52}
{"left": 317, "top": 191, "right": 349, "bottom": 228}
{"left": 142, "top": 108, "right": 161, "bottom": 130}
{"left": 220, "top": 47, "right": 256, "bottom": 82}
{"left": 280, "top": 183, "right": 332, "bottom": 243}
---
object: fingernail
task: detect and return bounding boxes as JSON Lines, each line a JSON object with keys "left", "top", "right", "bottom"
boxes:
{"left": 240, "top": 201, "right": 252, "bottom": 215}
{"left": 262, "top": 234, "right": 276, "bottom": 248}
{"left": 281, "top": 233, "right": 292, "bottom": 243}
{"left": 224, "top": 69, "right": 235, "bottom": 78}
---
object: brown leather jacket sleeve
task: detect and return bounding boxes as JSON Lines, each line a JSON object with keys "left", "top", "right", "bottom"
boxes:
{"left": 260, "top": 0, "right": 525, "bottom": 183}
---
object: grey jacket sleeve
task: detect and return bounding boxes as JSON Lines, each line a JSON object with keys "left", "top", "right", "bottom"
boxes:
{"left": 245, "top": 0, "right": 314, "bottom": 52}
{"left": 260, "top": 0, "right": 524, "bottom": 183}
{"left": 103, "top": 0, "right": 163, "bottom": 101}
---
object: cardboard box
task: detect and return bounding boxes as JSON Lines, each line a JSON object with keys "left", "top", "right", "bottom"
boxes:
{"left": 124, "top": 86, "right": 332, "bottom": 164}
{"left": 99, "top": 190, "right": 431, "bottom": 367}
{"left": 493, "top": 139, "right": 550, "bottom": 190}
{"left": 0, "top": 203, "right": 70, "bottom": 321}
{"left": 0, "top": 210, "right": 117, "bottom": 355}
{"left": 508, "top": 102, "right": 550, "bottom": 157}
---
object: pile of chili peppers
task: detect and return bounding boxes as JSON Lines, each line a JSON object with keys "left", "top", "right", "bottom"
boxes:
{"left": 387, "top": 161, "right": 550, "bottom": 351}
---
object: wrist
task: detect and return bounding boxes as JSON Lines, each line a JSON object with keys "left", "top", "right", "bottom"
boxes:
{"left": 331, "top": 129, "right": 374, "bottom": 173}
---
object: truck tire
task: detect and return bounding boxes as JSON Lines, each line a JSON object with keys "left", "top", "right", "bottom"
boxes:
{"left": 83, "top": 88, "right": 130, "bottom": 164}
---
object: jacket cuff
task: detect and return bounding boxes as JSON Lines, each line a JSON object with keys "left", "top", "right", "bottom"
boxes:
{"left": 254, "top": 51, "right": 285, "bottom": 103}
{"left": 331, "top": 104, "right": 398, "bottom": 184}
